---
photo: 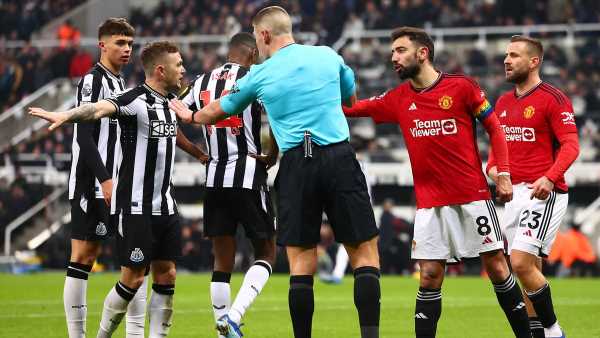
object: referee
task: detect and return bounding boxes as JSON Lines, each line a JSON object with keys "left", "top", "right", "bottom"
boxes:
{"left": 170, "top": 6, "right": 380, "bottom": 338}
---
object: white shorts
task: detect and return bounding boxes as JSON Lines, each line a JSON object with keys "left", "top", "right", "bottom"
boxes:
{"left": 502, "top": 183, "right": 568, "bottom": 257}
{"left": 411, "top": 200, "right": 504, "bottom": 261}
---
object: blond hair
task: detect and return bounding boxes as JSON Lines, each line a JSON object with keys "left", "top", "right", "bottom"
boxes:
{"left": 252, "top": 6, "right": 292, "bottom": 36}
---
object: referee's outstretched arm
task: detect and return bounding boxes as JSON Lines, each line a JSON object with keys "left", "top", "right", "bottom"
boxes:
{"left": 29, "top": 99, "right": 117, "bottom": 131}
{"left": 169, "top": 97, "right": 227, "bottom": 125}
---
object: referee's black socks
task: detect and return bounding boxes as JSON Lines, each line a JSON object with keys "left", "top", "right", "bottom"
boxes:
{"left": 354, "top": 266, "right": 381, "bottom": 338}
{"left": 289, "top": 275, "right": 314, "bottom": 338}
{"left": 493, "top": 274, "right": 531, "bottom": 338}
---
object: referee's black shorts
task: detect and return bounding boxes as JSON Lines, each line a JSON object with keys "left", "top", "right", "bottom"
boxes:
{"left": 275, "top": 141, "right": 378, "bottom": 246}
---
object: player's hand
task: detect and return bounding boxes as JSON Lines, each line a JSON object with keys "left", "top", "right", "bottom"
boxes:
{"left": 250, "top": 153, "right": 277, "bottom": 170}
{"left": 496, "top": 175, "right": 513, "bottom": 203}
{"left": 528, "top": 176, "right": 554, "bottom": 200}
{"left": 197, "top": 152, "right": 209, "bottom": 165}
{"left": 28, "top": 107, "right": 67, "bottom": 131}
{"left": 169, "top": 99, "right": 193, "bottom": 123}
{"left": 100, "top": 178, "right": 113, "bottom": 206}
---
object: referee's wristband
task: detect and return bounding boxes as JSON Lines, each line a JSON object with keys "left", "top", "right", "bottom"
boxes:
{"left": 497, "top": 172, "right": 511, "bottom": 177}
{"left": 191, "top": 110, "right": 197, "bottom": 124}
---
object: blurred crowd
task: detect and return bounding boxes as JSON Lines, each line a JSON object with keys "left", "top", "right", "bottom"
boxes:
{"left": 0, "top": 0, "right": 85, "bottom": 40}
{"left": 2, "top": 0, "right": 600, "bottom": 273}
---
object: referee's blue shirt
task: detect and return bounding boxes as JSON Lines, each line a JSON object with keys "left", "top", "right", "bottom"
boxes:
{"left": 220, "top": 43, "right": 356, "bottom": 152}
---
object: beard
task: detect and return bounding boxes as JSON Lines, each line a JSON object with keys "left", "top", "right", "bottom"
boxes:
{"left": 395, "top": 58, "right": 421, "bottom": 80}
{"left": 506, "top": 67, "right": 529, "bottom": 84}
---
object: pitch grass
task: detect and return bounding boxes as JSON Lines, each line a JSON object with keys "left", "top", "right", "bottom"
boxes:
{"left": 0, "top": 273, "right": 598, "bottom": 338}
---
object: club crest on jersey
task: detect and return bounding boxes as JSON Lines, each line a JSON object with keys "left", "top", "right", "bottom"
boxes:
{"left": 130, "top": 248, "right": 144, "bottom": 262}
{"left": 150, "top": 120, "right": 177, "bottom": 138}
{"left": 523, "top": 105, "right": 535, "bottom": 119}
{"left": 95, "top": 221, "right": 107, "bottom": 236}
{"left": 438, "top": 95, "right": 453, "bottom": 110}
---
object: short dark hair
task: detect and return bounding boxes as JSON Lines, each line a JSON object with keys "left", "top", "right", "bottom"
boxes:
{"left": 510, "top": 35, "right": 544, "bottom": 59}
{"left": 140, "top": 41, "right": 179, "bottom": 72}
{"left": 98, "top": 18, "right": 135, "bottom": 40}
{"left": 229, "top": 32, "right": 257, "bottom": 50}
{"left": 391, "top": 26, "right": 435, "bottom": 62}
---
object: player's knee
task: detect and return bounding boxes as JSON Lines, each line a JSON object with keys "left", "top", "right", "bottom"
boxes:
{"left": 510, "top": 256, "right": 534, "bottom": 278}
{"left": 419, "top": 266, "right": 443, "bottom": 288}
{"left": 485, "top": 258, "right": 509, "bottom": 280}
{"left": 157, "top": 266, "right": 177, "bottom": 284}
{"left": 70, "top": 250, "right": 98, "bottom": 266}
{"left": 253, "top": 240, "right": 276, "bottom": 266}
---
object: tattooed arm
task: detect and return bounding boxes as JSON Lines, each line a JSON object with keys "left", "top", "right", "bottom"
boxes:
{"left": 29, "top": 100, "right": 117, "bottom": 131}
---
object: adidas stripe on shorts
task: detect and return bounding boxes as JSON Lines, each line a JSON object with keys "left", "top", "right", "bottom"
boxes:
{"left": 501, "top": 183, "right": 568, "bottom": 257}
{"left": 411, "top": 200, "right": 504, "bottom": 261}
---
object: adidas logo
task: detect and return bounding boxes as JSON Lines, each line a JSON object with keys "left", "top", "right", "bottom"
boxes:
{"left": 415, "top": 312, "right": 429, "bottom": 319}
{"left": 482, "top": 236, "right": 493, "bottom": 244}
{"left": 500, "top": 110, "right": 507, "bottom": 117}
{"left": 523, "top": 229, "right": 532, "bottom": 237}
{"left": 130, "top": 248, "right": 144, "bottom": 262}
{"left": 513, "top": 302, "right": 526, "bottom": 311}
{"left": 409, "top": 102, "right": 417, "bottom": 111}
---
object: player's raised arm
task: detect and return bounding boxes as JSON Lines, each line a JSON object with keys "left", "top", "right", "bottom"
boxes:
{"left": 342, "top": 90, "right": 397, "bottom": 122}
{"left": 28, "top": 100, "right": 117, "bottom": 131}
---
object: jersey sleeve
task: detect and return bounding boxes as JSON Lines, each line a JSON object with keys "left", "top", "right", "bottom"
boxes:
{"left": 77, "top": 73, "right": 104, "bottom": 106}
{"left": 179, "top": 76, "right": 200, "bottom": 111}
{"left": 74, "top": 73, "right": 110, "bottom": 184}
{"left": 342, "top": 89, "right": 397, "bottom": 123}
{"left": 106, "top": 88, "right": 138, "bottom": 116}
{"left": 338, "top": 55, "right": 356, "bottom": 101}
{"left": 464, "top": 78, "right": 493, "bottom": 121}
{"left": 544, "top": 94, "right": 580, "bottom": 182}
{"left": 220, "top": 68, "right": 258, "bottom": 117}
{"left": 547, "top": 95, "right": 578, "bottom": 138}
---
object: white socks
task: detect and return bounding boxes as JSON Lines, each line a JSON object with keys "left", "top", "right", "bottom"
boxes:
{"left": 64, "top": 262, "right": 92, "bottom": 338}
{"left": 332, "top": 246, "right": 349, "bottom": 280}
{"left": 97, "top": 282, "right": 137, "bottom": 338}
{"left": 228, "top": 260, "right": 272, "bottom": 324}
{"left": 148, "top": 284, "right": 175, "bottom": 338}
{"left": 125, "top": 275, "right": 148, "bottom": 337}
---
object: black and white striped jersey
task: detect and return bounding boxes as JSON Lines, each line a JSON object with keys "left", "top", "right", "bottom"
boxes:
{"left": 69, "top": 62, "right": 125, "bottom": 205}
{"left": 107, "top": 84, "right": 178, "bottom": 216}
{"left": 180, "top": 62, "right": 266, "bottom": 190}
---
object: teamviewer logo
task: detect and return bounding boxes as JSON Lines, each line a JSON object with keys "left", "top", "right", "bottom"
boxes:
{"left": 521, "top": 127, "right": 535, "bottom": 142}
{"left": 441, "top": 119, "right": 457, "bottom": 135}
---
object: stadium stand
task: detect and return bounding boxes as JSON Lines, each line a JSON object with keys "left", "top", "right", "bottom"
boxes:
{"left": 0, "top": 0, "right": 599, "bottom": 276}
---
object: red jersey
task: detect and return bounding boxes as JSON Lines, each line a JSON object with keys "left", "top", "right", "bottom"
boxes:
{"left": 491, "top": 82, "right": 579, "bottom": 191}
{"left": 344, "top": 73, "right": 505, "bottom": 209}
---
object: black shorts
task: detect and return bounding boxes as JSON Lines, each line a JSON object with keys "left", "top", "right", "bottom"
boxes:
{"left": 275, "top": 141, "right": 378, "bottom": 246}
{"left": 70, "top": 198, "right": 113, "bottom": 241}
{"left": 116, "top": 212, "right": 182, "bottom": 267}
{"left": 204, "top": 187, "right": 275, "bottom": 239}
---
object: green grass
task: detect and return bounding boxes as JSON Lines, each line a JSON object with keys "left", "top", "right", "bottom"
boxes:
{"left": 0, "top": 273, "right": 598, "bottom": 337}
